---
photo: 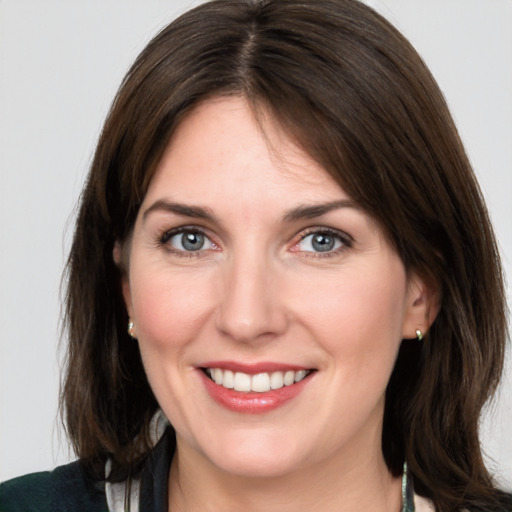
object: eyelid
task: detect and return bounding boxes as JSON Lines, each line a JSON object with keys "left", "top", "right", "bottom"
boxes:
{"left": 298, "top": 227, "right": 352, "bottom": 242}
{"left": 159, "top": 225, "right": 207, "bottom": 243}
{"left": 158, "top": 225, "right": 219, "bottom": 256}
{"left": 290, "top": 227, "right": 353, "bottom": 255}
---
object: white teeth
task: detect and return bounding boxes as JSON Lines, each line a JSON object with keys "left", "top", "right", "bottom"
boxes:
{"left": 284, "top": 370, "right": 295, "bottom": 386}
{"left": 223, "top": 370, "right": 234, "bottom": 389}
{"left": 294, "top": 369, "right": 307, "bottom": 382}
{"left": 214, "top": 368, "right": 223, "bottom": 385}
{"left": 270, "top": 371, "right": 284, "bottom": 390}
{"left": 251, "top": 372, "right": 271, "bottom": 392}
{"left": 206, "top": 368, "right": 310, "bottom": 393}
{"left": 233, "top": 372, "right": 251, "bottom": 392}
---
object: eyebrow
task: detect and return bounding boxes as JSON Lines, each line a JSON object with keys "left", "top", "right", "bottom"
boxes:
{"left": 282, "top": 200, "right": 360, "bottom": 222}
{"left": 142, "top": 200, "right": 218, "bottom": 223}
{"left": 142, "top": 199, "right": 359, "bottom": 224}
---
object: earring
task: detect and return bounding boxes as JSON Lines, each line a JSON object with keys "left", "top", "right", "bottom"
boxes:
{"left": 127, "top": 319, "right": 136, "bottom": 339}
{"left": 415, "top": 329, "right": 423, "bottom": 341}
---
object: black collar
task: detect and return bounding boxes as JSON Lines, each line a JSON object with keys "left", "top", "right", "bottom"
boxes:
{"left": 139, "top": 427, "right": 175, "bottom": 512}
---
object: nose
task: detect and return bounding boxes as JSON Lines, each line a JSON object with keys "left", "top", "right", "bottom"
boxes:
{"left": 215, "top": 254, "right": 289, "bottom": 343}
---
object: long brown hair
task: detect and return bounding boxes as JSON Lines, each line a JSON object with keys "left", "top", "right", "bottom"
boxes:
{"left": 62, "top": 0, "right": 511, "bottom": 509}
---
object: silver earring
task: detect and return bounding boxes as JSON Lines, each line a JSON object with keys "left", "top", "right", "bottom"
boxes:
{"left": 415, "top": 329, "right": 423, "bottom": 341}
{"left": 127, "top": 320, "right": 136, "bottom": 339}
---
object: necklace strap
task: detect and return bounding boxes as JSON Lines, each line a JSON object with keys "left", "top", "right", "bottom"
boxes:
{"left": 401, "top": 463, "right": 415, "bottom": 512}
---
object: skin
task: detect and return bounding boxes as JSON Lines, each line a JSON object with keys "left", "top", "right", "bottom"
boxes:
{"left": 118, "top": 97, "right": 436, "bottom": 512}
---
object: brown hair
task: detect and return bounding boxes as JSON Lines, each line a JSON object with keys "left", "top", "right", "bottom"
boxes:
{"left": 62, "top": 0, "right": 511, "bottom": 509}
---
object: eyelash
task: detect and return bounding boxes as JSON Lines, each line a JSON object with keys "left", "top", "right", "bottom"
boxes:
{"left": 157, "top": 226, "right": 352, "bottom": 258}
{"left": 158, "top": 226, "right": 218, "bottom": 259}
{"left": 293, "top": 228, "right": 352, "bottom": 258}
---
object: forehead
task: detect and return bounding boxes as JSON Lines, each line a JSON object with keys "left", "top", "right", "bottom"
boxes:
{"left": 144, "top": 96, "right": 348, "bottom": 206}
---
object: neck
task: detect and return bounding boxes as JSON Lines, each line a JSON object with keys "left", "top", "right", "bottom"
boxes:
{"left": 168, "top": 438, "right": 402, "bottom": 512}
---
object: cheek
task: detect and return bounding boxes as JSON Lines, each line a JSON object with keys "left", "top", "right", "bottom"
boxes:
{"left": 129, "top": 267, "right": 216, "bottom": 351}
{"left": 294, "top": 260, "right": 408, "bottom": 362}
{"left": 292, "top": 260, "right": 409, "bottom": 435}
{"left": 128, "top": 267, "right": 217, "bottom": 425}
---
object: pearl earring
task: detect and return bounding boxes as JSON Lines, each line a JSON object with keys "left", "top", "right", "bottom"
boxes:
{"left": 127, "top": 319, "right": 136, "bottom": 339}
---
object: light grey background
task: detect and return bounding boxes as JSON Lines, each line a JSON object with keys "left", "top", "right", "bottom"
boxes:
{"left": 1, "top": 0, "right": 511, "bottom": 487}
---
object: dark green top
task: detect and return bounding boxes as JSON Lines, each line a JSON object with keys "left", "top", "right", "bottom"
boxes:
{"left": 0, "top": 427, "right": 173, "bottom": 512}
{"left": 0, "top": 461, "right": 108, "bottom": 512}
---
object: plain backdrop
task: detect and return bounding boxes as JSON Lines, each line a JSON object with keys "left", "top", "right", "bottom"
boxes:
{"left": 1, "top": 0, "right": 511, "bottom": 487}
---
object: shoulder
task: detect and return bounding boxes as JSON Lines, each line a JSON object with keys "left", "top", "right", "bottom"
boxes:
{"left": 0, "top": 460, "right": 108, "bottom": 512}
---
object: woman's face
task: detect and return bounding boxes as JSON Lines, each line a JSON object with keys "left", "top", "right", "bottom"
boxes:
{"left": 121, "top": 97, "right": 429, "bottom": 478}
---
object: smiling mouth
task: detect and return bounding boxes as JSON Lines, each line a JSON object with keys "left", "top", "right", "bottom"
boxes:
{"left": 202, "top": 368, "right": 313, "bottom": 393}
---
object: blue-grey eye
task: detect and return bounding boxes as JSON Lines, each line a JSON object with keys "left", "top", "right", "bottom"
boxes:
{"left": 169, "top": 231, "right": 212, "bottom": 251}
{"left": 298, "top": 232, "right": 344, "bottom": 253}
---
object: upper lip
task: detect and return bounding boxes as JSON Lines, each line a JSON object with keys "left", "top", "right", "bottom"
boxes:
{"left": 199, "top": 361, "right": 312, "bottom": 374}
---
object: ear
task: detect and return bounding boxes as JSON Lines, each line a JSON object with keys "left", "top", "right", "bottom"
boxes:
{"left": 401, "top": 272, "right": 440, "bottom": 339}
{"left": 113, "top": 241, "right": 133, "bottom": 318}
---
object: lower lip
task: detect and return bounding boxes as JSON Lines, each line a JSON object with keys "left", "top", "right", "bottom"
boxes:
{"left": 200, "top": 370, "right": 312, "bottom": 414}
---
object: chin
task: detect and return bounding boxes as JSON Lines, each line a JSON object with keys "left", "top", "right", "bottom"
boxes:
{"left": 213, "top": 454, "right": 301, "bottom": 479}
{"left": 199, "top": 431, "right": 305, "bottom": 479}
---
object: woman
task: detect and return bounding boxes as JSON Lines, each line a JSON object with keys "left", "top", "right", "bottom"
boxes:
{"left": 1, "top": 0, "right": 510, "bottom": 510}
